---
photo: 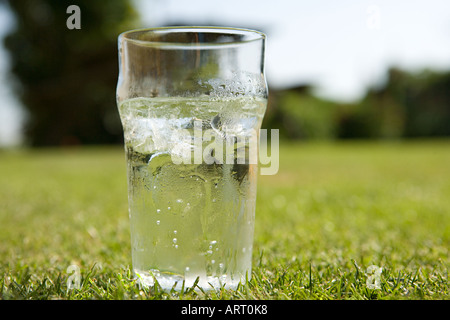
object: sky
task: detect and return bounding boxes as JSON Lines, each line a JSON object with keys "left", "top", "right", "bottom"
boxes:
{"left": 137, "top": 0, "right": 450, "bottom": 96}
{"left": 0, "top": 4, "right": 23, "bottom": 147}
{"left": 1, "top": 0, "right": 450, "bottom": 146}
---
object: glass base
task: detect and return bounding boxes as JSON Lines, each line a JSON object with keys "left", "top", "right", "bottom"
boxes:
{"left": 134, "top": 269, "right": 245, "bottom": 291}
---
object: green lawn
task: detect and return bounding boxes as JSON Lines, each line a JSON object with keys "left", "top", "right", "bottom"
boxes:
{"left": 0, "top": 140, "right": 448, "bottom": 300}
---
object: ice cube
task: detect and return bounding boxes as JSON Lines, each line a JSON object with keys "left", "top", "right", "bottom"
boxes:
{"left": 211, "top": 114, "right": 225, "bottom": 139}
{"left": 211, "top": 113, "right": 258, "bottom": 139}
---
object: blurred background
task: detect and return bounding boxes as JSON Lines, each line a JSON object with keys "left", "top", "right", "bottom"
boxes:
{"left": 0, "top": 0, "right": 449, "bottom": 147}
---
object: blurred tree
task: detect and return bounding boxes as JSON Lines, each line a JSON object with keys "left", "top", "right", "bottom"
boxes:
{"left": 263, "top": 85, "right": 338, "bottom": 140}
{"left": 266, "top": 67, "right": 450, "bottom": 141}
{"left": 1, "top": 0, "right": 140, "bottom": 146}
{"left": 355, "top": 68, "right": 450, "bottom": 139}
{"left": 384, "top": 68, "right": 450, "bottom": 137}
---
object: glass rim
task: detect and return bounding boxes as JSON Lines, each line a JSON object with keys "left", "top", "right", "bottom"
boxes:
{"left": 118, "top": 26, "right": 266, "bottom": 49}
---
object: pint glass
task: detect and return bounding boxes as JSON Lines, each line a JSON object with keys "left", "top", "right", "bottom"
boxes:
{"left": 116, "top": 27, "right": 267, "bottom": 290}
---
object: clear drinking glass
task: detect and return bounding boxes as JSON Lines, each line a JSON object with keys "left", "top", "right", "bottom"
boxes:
{"left": 116, "top": 27, "right": 267, "bottom": 290}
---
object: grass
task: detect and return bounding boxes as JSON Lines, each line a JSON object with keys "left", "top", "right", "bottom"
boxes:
{"left": 0, "top": 140, "right": 448, "bottom": 300}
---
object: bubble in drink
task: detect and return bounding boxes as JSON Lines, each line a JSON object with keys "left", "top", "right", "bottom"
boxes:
{"left": 119, "top": 96, "right": 266, "bottom": 290}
